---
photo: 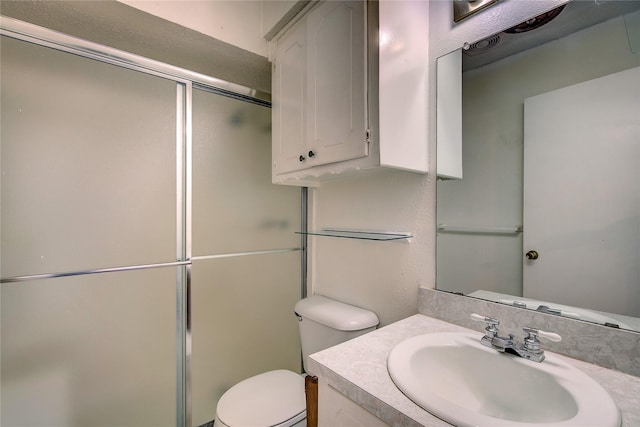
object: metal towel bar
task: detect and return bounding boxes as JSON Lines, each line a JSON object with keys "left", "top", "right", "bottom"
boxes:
{"left": 437, "top": 224, "right": 523, "bottom": 234}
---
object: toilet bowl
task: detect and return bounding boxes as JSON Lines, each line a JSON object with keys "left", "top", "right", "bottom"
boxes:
{"left": 214, "top": 370, "right": 306, "bottom": 427}
{"left": 213, "top": 295, "right": 379, "bottom": 427}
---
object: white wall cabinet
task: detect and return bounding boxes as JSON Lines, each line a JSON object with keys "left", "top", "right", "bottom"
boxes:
{"left": 272, "top": 0, "right": 368, "bottom": 177}
{"left": 271, "top": 0, "right": 429, "bottom": 186}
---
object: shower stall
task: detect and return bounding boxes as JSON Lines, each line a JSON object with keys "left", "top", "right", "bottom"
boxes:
{"left": 0, "top": 19, "right": 303, "bottom": 427}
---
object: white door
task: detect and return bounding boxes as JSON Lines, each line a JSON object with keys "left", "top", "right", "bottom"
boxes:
{"left": 523, "top": 66, "right": 640, "bottom": 317}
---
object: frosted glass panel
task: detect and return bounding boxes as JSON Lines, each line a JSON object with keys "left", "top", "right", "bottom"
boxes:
{"left": 191, "top": 252, "right": 302, "bottom": 426}
{"left": 0, "top": 36, "right": 177, "bottom": 277}
{"left": 1, "top": 268, "right": 177, "bottom": 427}
{"left": 192, "top": 89, "right": 301, "bottom": 255}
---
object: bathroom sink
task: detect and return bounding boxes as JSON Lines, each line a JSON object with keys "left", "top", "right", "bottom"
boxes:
{"left": 387, "top": 332, "right": 620, "bottom": 427}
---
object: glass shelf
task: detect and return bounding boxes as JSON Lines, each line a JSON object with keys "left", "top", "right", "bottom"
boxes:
{"left": 296, "top": 229, "right": 412, "bottom": 241}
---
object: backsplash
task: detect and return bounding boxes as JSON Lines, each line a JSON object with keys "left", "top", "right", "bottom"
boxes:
{"left": 419, "top": 287, "right": 640, "bottom": 377}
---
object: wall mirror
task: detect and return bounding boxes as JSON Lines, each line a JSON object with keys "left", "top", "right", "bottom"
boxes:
{"left": 436, "top": 0, "right": 640, "bottom": 332}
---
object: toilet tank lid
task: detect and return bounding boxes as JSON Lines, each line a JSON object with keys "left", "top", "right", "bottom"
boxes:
{"left": 294, "top": 295, "right": 379, "bottom": 331}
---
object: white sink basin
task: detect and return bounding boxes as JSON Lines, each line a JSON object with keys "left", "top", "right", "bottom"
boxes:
{"left": 387, "top": 332, "right": 620, "bottom": 427}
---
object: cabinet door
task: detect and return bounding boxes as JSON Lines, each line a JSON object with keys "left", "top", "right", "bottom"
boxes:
{"left": 306, "top": 0, "right": 369, "bottom": 167}
{"left": 272, "top": 18, "right": 308, "bottom": 175}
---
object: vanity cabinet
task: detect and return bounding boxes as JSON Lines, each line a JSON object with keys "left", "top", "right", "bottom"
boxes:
{"left": 270, "top": 0, "right": 429, "bottom": 186}
{"left": 318, "top": 378, "right": 390, "bottom": 427}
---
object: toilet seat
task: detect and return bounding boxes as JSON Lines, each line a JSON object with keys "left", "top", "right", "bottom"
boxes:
{"left": 215, "top": 369, "right": 306, "bottom": 427}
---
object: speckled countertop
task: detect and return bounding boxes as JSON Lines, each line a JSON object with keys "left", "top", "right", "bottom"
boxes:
{"left": 308, "top": 314, "right": 640, "bottom": 427}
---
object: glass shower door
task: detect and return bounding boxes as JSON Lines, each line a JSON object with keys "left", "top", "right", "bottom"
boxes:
{"left": 1, "top": 36, "right": 178, "bottom": 426}
{"left": 191, "top": 88, "right": 302, "bottom": 426}
{"left": 1, "top": 30, "right": 304, "bottom": 427}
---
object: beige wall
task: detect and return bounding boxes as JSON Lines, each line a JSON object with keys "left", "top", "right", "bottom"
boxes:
{"left": 118, "top": 0, "right": 267, "bottom": 56}
{"left": 308, "top": 170, "right": 434, "bottom": 327}
{"left": 118, "top": 0, "right": 303, "bottom": 56}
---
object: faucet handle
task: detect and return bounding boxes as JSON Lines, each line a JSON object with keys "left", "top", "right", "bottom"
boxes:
{"left": 471, "top": 313, "right": 500, "bottom": 337}
{"left": 522, "top": 327, "right": 562, "bottom": 355}
{"left": 523, "top": 327, "right": 562, "bottom": 343}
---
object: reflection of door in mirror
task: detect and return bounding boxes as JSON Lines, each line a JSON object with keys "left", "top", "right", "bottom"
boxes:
{"left": 523, "top": 66, "right": 640, "bottom": 318}
{"left": 436, "top": 0, "right": 640, "bottom": 332}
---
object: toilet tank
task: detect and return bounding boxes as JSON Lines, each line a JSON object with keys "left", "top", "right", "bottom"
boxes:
{"left": 294, "top": 295, "right": 379, "bottom": 373}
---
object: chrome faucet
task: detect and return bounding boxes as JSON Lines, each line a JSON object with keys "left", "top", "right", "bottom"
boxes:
{"left": 470, "top": 313, "right": 562, "bottom": 363}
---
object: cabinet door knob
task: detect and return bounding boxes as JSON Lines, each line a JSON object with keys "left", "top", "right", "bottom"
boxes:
{"left": 526, "top": 250, "right": 539, "bottom": 260}
{"left": 308, "top": 150, "right": 316, "bottom": 158}
{"left": 299, "top": 155, "right": 305, "bottom": 162}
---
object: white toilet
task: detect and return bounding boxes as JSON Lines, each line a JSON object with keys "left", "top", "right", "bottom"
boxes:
{"left": 214, "top": 294, "right": 379, "bottom": 427}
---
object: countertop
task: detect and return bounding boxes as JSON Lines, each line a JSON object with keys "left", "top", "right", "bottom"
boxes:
{"left": 308, "top": 314, "right": 640, "bottom": 427}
